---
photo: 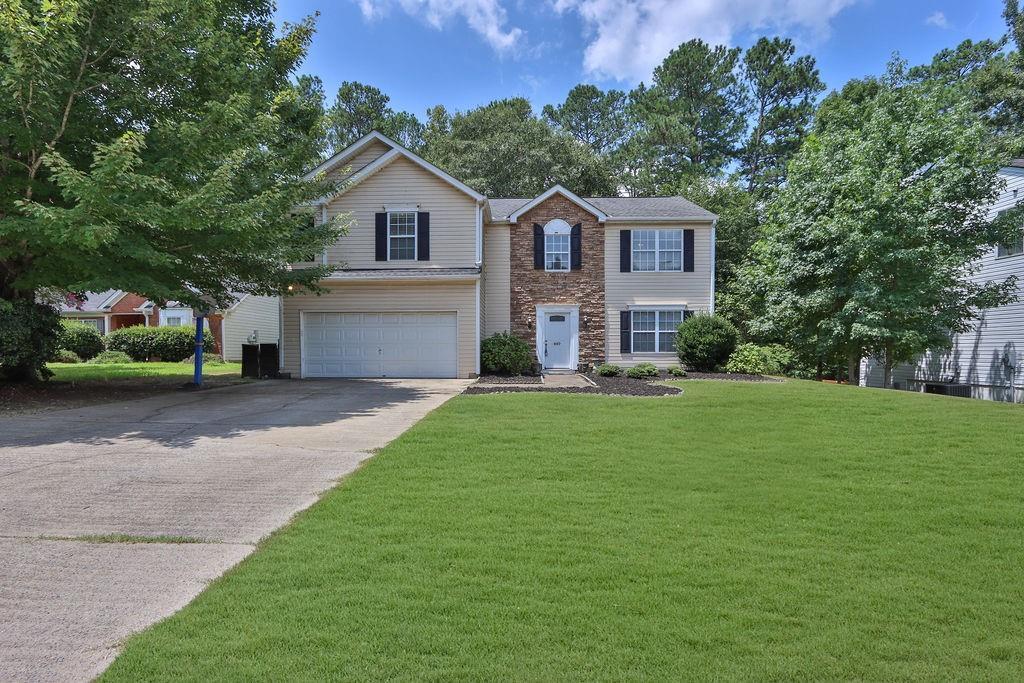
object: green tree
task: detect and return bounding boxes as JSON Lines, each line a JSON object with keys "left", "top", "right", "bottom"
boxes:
{"left": 542, "top": 84, "right": 631, "bottom": 155}
{"left": 739, "top": 37, "right": 824, "bottom": 195}
{"left": 745, "top": 63, "right": 1019, "bottom": 385}
{"left": 421, "top": 98, "right": 614, "bottom": 197}
{"left": 324, "top": 81, "right": 423, "bottom": 153}
{"left": 630, "top": 40, "right": 747, "bottom": 186}
{"left": 0, "top": 0, "right": 345, "bottom": 380}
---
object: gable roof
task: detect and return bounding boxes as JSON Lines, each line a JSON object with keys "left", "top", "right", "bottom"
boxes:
{"left": 488, "top": 195, "right": 716, "bottom": 223}
{"left": 306, "top": 131, "right": 485, "bottom": 203}
{"left": 506, "top": 185, "right": 610, "bottom": 223}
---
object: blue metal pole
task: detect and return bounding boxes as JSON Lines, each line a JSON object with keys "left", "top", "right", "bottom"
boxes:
{"left": 193, "top": 315, "right": 204, "bottom": 386}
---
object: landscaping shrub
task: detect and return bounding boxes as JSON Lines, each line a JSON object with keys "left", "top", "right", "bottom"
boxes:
{"left": 481, "top": 332, "right": 533, "bottom": 375}
{"left": 88, "top": 350, "right": 133, "bottom": 364}
{"left": 595, "top": 363, "right": 621, "bottom": 377}
{"left": 0, "top": 299, "right": 60, "bottom": 380}
{"left": 153, "top": 326, "right": 213, "bottom": 362}
{"left": 54, "top": 349, "right": 83, "bottom": 363}
{"left": 105, "top": 325, "right": 158, "bottom": 361}
{"left": 58, "top": 321, "right": 104, "bottom": 360}
{"left": 667, "top": 365, "right": 687, "bottom": 377}
{"left": 105, "top": 325, "right": 212, "bottom": 362}
{"left": 626, "top": 362, "right": 659, "bottom": 379}
{"left": 675, "top": 314, "right": 738, "bottom": 371}
{"left": 725, "top": 343, "right": 795, "bottom": 376}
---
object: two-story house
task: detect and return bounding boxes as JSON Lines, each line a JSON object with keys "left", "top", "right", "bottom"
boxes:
{"left": 282, "top": 131, "right": 717, "bottom": 379}
{"left": 860, "top": 160, "right": 1024, "bottom": 402}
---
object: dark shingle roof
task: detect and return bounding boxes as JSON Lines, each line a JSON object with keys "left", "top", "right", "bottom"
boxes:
{"left": 487, "top": 195, "right": 715, "bottom": 221}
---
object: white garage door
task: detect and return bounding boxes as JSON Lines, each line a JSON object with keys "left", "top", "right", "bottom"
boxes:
{"left": 302, "top": 312, "right": 458, "bottom": 378}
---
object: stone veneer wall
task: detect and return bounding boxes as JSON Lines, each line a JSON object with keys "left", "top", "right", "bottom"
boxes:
{"left": 509, "top": 194, "right": 606, "bottom": 367}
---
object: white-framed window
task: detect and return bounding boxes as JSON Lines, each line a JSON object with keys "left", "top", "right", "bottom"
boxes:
{"left": 166, "top": 316, "right": 183, "bottom": 327}
{"left": 996, "top": 210, "right": 1024, "bottom": 257}
{"left": 632, "top": 229, "right": 682, "bottom": 272}
{"left": 632, "top": 309, "right": 683, "bottom": 353}
{"left": 544, "top": 219, "right": 571, "bottom": 271}
{"left": 388, "top": 211, "right": 417, "bottom": 260}
{"left": 78, "top": 318, "right": 104, "bottom": 333}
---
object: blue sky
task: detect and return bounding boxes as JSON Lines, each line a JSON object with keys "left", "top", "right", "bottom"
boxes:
{"left": 274, "top": 0, "right": 1010, "bottom": 119}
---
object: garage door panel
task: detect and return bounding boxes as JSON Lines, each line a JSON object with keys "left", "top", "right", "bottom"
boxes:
{"left": 303, "top": 311, "right": 458, "bottom": 378}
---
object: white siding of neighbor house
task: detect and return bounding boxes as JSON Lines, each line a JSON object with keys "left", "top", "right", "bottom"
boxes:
{"left": 482, "top": 224, "right": 511, "bottom": 336}
{"left": 221, "top": 295, "right": 280, "bottom": 361}
{"left": 321, "top": 155, "right": 479, "bottom": 270}
{"left": 280, "top": 281, "right": 478, "bottom": 378}
{"left": 604, "top": 222, "right": 715, "bottom": 367}
{"left": 861, "top": 165, "right": 1024, "bottom": 402}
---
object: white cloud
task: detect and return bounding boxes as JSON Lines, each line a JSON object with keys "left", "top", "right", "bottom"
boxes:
{"left": 924, "top": 11, "right": 949, "bottom": 28}
{"left": 355, "top": 0, "right": 524, "bottom": 53}
{"left": 552, "top": 0, "right": 863, "bottom": 82}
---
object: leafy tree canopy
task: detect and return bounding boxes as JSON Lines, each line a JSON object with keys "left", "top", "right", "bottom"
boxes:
{"left": 324, "top": 81, "right": 424, "bottom": 153}
{"left": 421, "top": 98, "right": 614, "bottom": 197}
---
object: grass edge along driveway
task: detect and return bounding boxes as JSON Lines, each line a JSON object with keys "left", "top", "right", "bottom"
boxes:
{"left": 101, "top": 380, "right": 1024, "bottom": 681}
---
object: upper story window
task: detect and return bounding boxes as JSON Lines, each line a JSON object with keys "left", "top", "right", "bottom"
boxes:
{"left": 388, "top": 211, "right": 417, "bottom": 260}
{"left": 996, "top": 209, "right": 1024, "bottom": 257}
{"left": 544, "top": 219, "right": 571, "bottom": 271}
{"left": 632, "top": 229, "right": 682, "bottom": 271}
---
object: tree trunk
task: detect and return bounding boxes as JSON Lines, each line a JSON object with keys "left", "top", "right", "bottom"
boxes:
{"left": 882, "top": 343, "right": 895, "bottom": 389}
{"left": 846, "top": 350, "right": 859, "bottom": 386}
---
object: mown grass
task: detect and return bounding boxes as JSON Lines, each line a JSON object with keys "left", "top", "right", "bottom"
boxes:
{"left": 47, "top": 361, "right": 241, "bottom": 381}
{"left": 102, "top": 380, "right": 1024, "bottom": 681}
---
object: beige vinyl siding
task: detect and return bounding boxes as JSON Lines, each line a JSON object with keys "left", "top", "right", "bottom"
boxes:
{"left": 221, "top": 295, "right": 280, "bottom": 361}
{"left": 861, "top": 166, "right": 1024, "bottom": 401}
{"left": 482, "top": 224, "right": 511, "bottom": 335}
{"left": 323, "top": 156, "right": 478, "bottom": 269}
{"left": 604, "top": 222, "right": 714, "bottom": 367}
{"left": 324, "top": 139, "right": 391, "bottom": 184}
{"left": 281, "top": 281, "right": 478, "bottom": 378}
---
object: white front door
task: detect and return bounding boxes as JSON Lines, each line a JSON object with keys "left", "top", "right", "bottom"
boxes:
{"left": 543, "top": 313, "right": 572, "bottom": 369}
{"left": 302, "top": 312, "right": 458, "bottom": 378}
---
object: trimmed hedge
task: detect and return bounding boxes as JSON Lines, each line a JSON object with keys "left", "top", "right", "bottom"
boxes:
{"left": 1, "top": 299, "right": 60, "bottom": 381}
{"left": 675, "top": 314, "right": 738, "bottom": 372}
{"left": 58, "top": 321, "right": 104, "bottom": 360}
{"left": 481, "top": 332, "right": 533, "bottom": 375}
{"left": 105, "top": 325, "right": 213, "bottom": 362}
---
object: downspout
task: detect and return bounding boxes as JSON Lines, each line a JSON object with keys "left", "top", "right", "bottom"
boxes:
{"left": 709, "top": 218, "right": 718, "bottom": 315}
{"left": 475, "top": 278, "right": 481, "bottom": 377}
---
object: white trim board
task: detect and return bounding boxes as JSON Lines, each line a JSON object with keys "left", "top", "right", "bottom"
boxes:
{"left": 508, "top": 185, "right": 608, "bottom": 223}
{"left": 306, "top": 130, "right": 485, "bottom": 202}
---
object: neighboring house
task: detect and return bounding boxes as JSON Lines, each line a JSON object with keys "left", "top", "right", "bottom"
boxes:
{"left": 860, "top": 160, "right": 1024, "bottom": 402}
{"left": 60, "top": 290, "right": 280, "bottom": 361}
{"left": 285, "top": 131, "right": 717, "bottom": 379}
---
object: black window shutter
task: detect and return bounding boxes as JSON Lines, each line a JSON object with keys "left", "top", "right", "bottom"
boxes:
{"left": 683, "top": 309, "right": 693, "bottom": 321}
{"left": 683, "top": 229, "right": 695, "bottom": 272}
{"left": 533, "top": 224, "right": 544, "bottom": 269}
{"left": 619, "top": 230, "right": 631, "bottom": 272}
{"left": 416, "top": 212, "right": 430, "bottom": 261}
{"left": 570, "top": 223, "right": 582, "bottom": 270}
{"left": 620, "top": 310, "right": 631, "bottom": 353}
{"left": 375, "top": 213, "right": 388, "bottom": 261}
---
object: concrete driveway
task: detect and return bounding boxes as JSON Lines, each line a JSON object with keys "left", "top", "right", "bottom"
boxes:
{"left": 0, "top": 378, "right": 469, "bottom": 682}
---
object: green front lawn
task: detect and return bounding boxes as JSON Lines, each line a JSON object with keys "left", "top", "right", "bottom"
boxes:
{"left": 48, "top": 361, "right": 242, "bottom": 381}
{"left": 103, "top": 381, "right": 1024, "bottom": 680}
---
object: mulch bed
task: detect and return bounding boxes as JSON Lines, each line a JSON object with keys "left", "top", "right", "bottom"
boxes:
{"left": 668, "top": 370, "right": 781, "bottom": 382}
{"left": 475, "top": 375, "right": 543, "bottom": 384}
{"left": 465, "top": 374, "right": 681, "bottom": 397}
